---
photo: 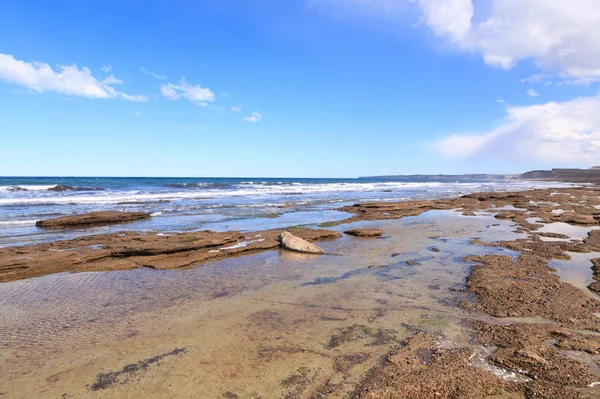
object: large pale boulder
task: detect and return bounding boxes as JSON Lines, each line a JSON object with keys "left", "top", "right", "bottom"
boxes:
{"left": 278, "top": 231, "right": 325, "bottom": 254}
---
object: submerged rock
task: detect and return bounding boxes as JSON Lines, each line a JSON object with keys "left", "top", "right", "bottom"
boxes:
{"left": 278, "top": 231, "right": 325, "bottom": 254}
{"left": 344, "top": 228, "right": 383, "bottom": 237}
{"left": 36, "top": 211, "right": 152, "bottom": 228}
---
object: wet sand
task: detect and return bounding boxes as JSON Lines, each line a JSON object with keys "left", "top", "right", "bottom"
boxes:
{"left": 2, "top": 187, "right": 600, "bottom": 398}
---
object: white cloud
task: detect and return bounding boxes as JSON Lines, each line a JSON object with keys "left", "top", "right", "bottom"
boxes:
{"left": 101, "top": 65, "right": 112, "bottom": 73}
{"left": 231, "top": 106, "right": 242, "bottom": 112}
{"left": 101, "top": 75, "right": 124, "bottom": 85}
{"left": 160, "top": 78, "right": 215, "bottom": 106}
{"left": 423, "top": 0, "right": 600, "bottom": 82}
{"left": 134, "top": 111, "right": 142, "bottom": 117}
{"left": 417, "top": 0, "right": 473, "bottom": 42}
{"left": 0, "top": 53, "right": 147, "bottom": 102}
{"left": 243, "top": 112, "right": 263, "bottom": 123}
{"left": 311, "top": 0, "right": 600, "bottom": 82}
{"left": 432, "top": 95, "right": 600, "bottom": 164}
{"left": 141, "top": 67, "right": 167, "bottom": 80}
{"left": 526, "top": 89, "right": 539, "bottom": 97}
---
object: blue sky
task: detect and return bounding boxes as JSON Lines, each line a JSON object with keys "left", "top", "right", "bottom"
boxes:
{"left": 1, "top": 0, "right": 599, "bottom": 177}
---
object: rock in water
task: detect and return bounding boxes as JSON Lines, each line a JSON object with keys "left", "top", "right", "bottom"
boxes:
{"left": 36, "top": 211, "right": 152, "bottom": 228}
{"left": 344, "top": 228, "right": 383, "bottom": 237}
{"left": 278, "top": 232, "right": 325, "bottom": 254}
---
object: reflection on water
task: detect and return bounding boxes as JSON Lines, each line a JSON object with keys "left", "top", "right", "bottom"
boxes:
{"left": 537, "top": 222, "right": 600, "bottom": 240}
{"left": 0, "top": 211, "right": 578, "bottom": 398}
{"left": 549, "top": 252, "right": 600, "bottom": 300}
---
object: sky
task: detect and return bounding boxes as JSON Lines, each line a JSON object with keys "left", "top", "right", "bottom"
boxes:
{"left": 0, "top": 0, "right": 599, "bottom": 178}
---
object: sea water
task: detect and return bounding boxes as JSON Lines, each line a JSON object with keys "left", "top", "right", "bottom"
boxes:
{"left": 0, "top": 176, "right": 573, "bottom": 246}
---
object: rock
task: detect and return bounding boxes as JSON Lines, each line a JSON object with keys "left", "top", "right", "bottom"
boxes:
{"left": 47, "top": 185, "right": 104, "bottom": 192}
{"left": 278, "top": 232, "right": 325, "bottom": 254}
{"left": 7, "top": 186, "right": 28, "bottom": 192}
{"left": 0, "top": 228, "right": 341, "bottom": 282}
{"left": 344, "top": 229, "right": 383, "bottom": 237}
{"left": 553, "top": 213, "right": 598, "bottom": 225}
{"left": 36, "top": 211, "right": 152, "bottom": 228}
{"left": 368, "top": 264, "right": 389, "bottom": 269}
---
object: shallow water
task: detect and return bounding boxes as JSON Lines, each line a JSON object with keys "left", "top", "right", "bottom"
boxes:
{"left": 3, "top": 209, "right": 600, "bottom": 398}
{"left": 537, "top": 222, "right": 600, "bottom": 240}
{"left": 549, "top": 252, "right": 600, "bottom": 300}
{"left": 0, "top": 211, "right": 530, "bottom": 398}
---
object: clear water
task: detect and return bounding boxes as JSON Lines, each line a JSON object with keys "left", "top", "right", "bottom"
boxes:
{"left": 0, "top": 176, "right": 572, "bottom": 246}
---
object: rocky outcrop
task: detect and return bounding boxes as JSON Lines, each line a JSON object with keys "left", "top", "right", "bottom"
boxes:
{"left": 0, "top": 228, "right": 341, "bottom": 282}
{"left": 7, "top": 186, "right": 28, "bottom": 192}
{"left": 36, "top": 211, "right": 152, "bottom": 228}
{"left": 278, "top": 231, "right": 326, "bottom": 254}
{"left": 339, "top": 200, "right": 445, "bottom": 221}
{"left": 47, "top": 185, "right": 105, "bottom": 191}
{"left": 343, "top": 228, "right": 383, "bottom": 237}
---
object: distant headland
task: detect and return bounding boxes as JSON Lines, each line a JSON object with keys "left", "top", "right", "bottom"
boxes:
{"left": 362, "top": 166, "right": 600, "bottom": 184}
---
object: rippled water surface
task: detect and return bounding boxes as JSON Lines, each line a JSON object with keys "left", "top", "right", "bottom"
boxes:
{"left": 0, "top": 211, "right": 535, "bottom": 398}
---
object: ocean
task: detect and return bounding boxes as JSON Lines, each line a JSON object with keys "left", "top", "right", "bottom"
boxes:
{"left": 0, "top": 176, "right": 572, "bottom": 247}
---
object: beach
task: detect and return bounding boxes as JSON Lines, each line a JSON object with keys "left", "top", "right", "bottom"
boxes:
{"left": 2, "top": 181, "right": 600, "bottom": 398}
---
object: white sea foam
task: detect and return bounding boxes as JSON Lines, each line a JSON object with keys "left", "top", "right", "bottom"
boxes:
{"left": 0, "top": 220, "right": 38, "bottom": 226}
{"left": 0, "top": 185, "right": 56, "bottom": 192}
{"left": 0, "top": 180, "right": 573, "bottom": 207}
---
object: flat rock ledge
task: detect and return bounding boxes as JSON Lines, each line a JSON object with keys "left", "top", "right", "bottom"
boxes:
{"left": 344, "top": 228, "right": 383, "bottom": 237}
{"left": 0, "top": 227, "right": 341, "bottom": 282}
{"left": 36, "top": 211, "right": 152, "bottom": 228}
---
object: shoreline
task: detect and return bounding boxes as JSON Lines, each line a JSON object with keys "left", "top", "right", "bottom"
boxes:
{"left": 2, "top": 186, "right": 600, "bottom": 283}
{"left": 2, "top": 186, "right": 600, "bottom": 397}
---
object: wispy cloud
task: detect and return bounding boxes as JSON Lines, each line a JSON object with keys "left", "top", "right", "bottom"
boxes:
{"left": 141, "top": 67, "right": 167, "bottom": 80}
{"left": 231, "top": 106, "right": 242, "bottom": 112}
{"left": 526, "top": 89, "right": 539, "bottom": 97}
{"left": 0, "top": 53, "right": 147, "bottom": 102}
{"left": 101, "top": 75, "right": 124, "bottom": 85}
{"left": 160, "top": 78, "right": 215, "bottom": 106}
{"left": 134, "top": 110, "right": 142, "bottom": 117}
{"left": 431, "top": 95, "right": 600, "bottom": 165}
{"left": 101, "top": 65, "right": 112, "bottom": 73}
{"left": 243, "top": 112, "right": 263, "bottom": 123}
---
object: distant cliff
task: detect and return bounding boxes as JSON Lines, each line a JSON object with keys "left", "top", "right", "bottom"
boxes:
{"left": 520, "top": 168, "right": 600, "bottom": 184}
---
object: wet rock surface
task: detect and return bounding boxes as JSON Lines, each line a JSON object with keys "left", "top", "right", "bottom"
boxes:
{"left": 588, "top": 258, "right": 600, "bottom": 294}
{"left": 461, "top": 252, "right": 600, "bottom": 330}
{"left": 0, "top": 227, "right": 341, "bottom": 282}
{"left": 472, "top": 321, "right": 598, "bottom": 398}
{"left": 350, "top": 332, "right": 509, "bottom": 399}
{"left": 343, "top": 229, "right": 384, "bottom": 237}
{"left": 35, "top": 211, "right": 152, "bottom": 228}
